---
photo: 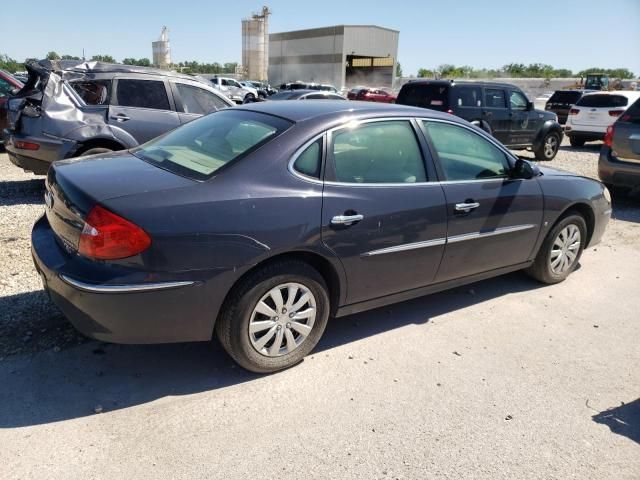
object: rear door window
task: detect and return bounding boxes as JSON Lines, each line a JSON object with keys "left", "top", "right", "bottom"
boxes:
{"left": 71, "top": 80, "right": 111, "bottom": 105}
{"left": 176, "top": 83, "right": 229, "bottom": 114}
{"left": 117, "top": 79, "right": 170, "bottom": 110}
{"left": 576, "top": 94, "right": 629, "bottom": 108}
{"left": 484, "top": 89, "right": 506, "bottom": 108}
{"left": 453, "top": 86, "right": 482, "bottom": 108}
{"left": 330, "top": 121, "right": 426, "bottom": 183}
{"left": 397, "top": 84, "right": 449, "bottom": 111}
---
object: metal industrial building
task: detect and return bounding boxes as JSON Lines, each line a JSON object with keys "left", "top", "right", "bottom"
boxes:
{"left": 268, "top": 25, "right": 399, "bottom": 89}
{"left": 241, "top": 6, "right": 271, "bottom": 81}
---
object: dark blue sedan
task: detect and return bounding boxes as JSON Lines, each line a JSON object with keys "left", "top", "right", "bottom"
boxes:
{"left": 32, "top": 101, "right": 611, "bottom": 372}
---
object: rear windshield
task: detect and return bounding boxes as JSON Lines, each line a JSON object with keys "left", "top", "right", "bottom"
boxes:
{"left": 576, "top": 94, "right": 628, "bottom": 108}
{"left": 132, "top": 110, "right": 292, "bottom": 181}
{"left": 397, "top": 83, "right": 449, "bottom": 111}
{"left": 548, "top": 91, "right": 582, "bottom": 104}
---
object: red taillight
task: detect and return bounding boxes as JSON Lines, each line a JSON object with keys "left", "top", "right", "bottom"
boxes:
{"left": 14, "top": 140, "right": 40, "bottom": 150}
{"left": 78, "top": 205, "right": 151, "bottom": 260}
{"left": 609, "top": 110, "right": 624, "bottom": 117}
{"left": 603, "top": 125, "right": 615, "bottom": 147}
{"left": 569, "top": 108, "right": 580, "bottom": 116}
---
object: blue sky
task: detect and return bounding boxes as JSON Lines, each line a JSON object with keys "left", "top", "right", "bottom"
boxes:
{"left": 2, "top": 0, "right": 639, "bottom": 76}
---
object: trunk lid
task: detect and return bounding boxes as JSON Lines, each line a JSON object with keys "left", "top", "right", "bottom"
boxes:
{"left": 45, "top": 151, "right": 194, "bottom": 252}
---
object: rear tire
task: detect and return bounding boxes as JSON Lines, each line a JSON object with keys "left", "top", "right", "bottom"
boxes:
{"left": 534, "top": 131, "right": 560, "bottom": 160}
{"left": 569, "top": 137, "right": 585, "bottom": 147}
{"left": 525, "top": 214, "right": 587, "bottom": 284}
{"left": 216, "top": 260, "right": 330, "bottom": 373}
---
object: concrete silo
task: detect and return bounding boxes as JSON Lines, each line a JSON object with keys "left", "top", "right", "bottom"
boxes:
{"left": 242, "top": 6, "right": 270, "bottom": 81}
{"left": 152, "top": 26, "right": 171, "bottom": 69}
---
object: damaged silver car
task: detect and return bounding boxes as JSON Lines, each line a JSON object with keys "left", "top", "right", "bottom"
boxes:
{"left": 2, "top": 60, "right": 234, "bottom": 174}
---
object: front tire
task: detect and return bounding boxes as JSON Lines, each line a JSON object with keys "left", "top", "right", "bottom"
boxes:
{"left": 243, "top": 93, "right": 256, "bottom": 104}
{"left": 216, "top": 260, "right": 330, "bottom": 373}
{"left": 534, "top": 131, "right": 560, "bottom": 160}
{"left": 525, "top": 214, "right": 587, "bottom": 284}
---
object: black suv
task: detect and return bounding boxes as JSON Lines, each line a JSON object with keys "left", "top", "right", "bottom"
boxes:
{"left": 545, "top": 90, "right": 591, "bottom": 124}
{"left": 397, "top": 80, "right": 563, "bottom": 160}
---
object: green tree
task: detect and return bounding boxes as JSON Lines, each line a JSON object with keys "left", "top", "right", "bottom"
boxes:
{"left": 91, "top": 54, "right": 116, "bottom": 63}
{"left": 46, "top": 51, "right": 60, "bottom": 60}
{"left": 0, "top": 54, "right": 22, "bottom": 73}
{"left": 61, "top": 54, "right": 81, "bottom": 60}
{"left": 577, "top": 67, "right": 634, "bottom": 79}
{"left": 395, "top": 62, "right": 403, "bottom": 77}
{"left": 417, "top": 68, "right": 433, "bottom": 78}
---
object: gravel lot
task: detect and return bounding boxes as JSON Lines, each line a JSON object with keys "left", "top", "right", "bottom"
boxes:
{"left": 0, "top": 141, "right": 638, "bottom": 479}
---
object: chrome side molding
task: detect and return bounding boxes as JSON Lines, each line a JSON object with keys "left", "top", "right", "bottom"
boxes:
{"left": 59, "top": 274, "right": 195, "bottom": 293}
{"left": 362, "top": 238, "right": 447, "bottom": 257}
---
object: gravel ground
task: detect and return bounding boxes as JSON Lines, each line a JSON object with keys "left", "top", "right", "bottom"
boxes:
{"left": 0, "top": 139, "right": 639, "bottom": 358}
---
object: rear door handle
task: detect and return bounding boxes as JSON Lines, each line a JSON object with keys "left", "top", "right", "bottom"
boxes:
{"left": 454, "top": 202, "right": 480, "bottom": 213}
{"left": 331, "top": 214, "right": 364, "bottom": 226}
{"left": 110, "top": 114, "right": 130, "bottom": 122}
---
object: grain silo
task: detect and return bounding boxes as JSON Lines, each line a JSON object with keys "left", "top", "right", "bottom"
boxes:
{"left": 241, "top": 6, "right": 270, "bottom": 81}
{"left": 152, "top": 26, "right": 171, "bottom": 69}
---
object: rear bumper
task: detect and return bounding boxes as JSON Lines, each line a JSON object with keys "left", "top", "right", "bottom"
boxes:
{"left": 598, "top": 146, "right": 640, "bottom": 188}
{"left": 31, "top": 214, "right": 231, "bottom": 344}
{"left": 566, "top": 129, "right": 605, "bottom": 142}
{"left": 2, "top": 128, "right": 78, "bottom": 175}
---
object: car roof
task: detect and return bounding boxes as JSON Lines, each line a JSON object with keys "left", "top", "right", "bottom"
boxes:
{"left": 34, "top": 59, "right": 203, "bottom": 82}
{"left": 581, "top": 90, "right": 640, "bottom": 99}
{"left": 404, "top": 79, "right": 521, "bottom": 90}
{"left": 234, "top": 99, "right": 452, "bottom": 122}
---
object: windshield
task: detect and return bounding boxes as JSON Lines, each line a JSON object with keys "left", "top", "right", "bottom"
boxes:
{"left": 132, "top": 110, "right": 292, "bottom": 181}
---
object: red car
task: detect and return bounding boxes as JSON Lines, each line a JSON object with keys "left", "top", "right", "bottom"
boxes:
{"left": 348, "top": 87, "right": 396, "bottom": 103}
{"left": 0, "top": 70, "right": 23, "bottom": 139}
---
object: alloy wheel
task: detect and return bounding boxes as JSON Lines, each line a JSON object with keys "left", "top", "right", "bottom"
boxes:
{"left": 549, "top": 224, "right": 581, "bottom": 275}
{"left": 249, "top": 282, "right": 317, "bottom": 357}
{"left": 544, "top": 135, "right": 559, "bottom": 158}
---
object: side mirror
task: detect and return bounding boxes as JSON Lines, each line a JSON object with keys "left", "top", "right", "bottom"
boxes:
{"left": 526, "top": 101, "right": 534, "bottom": 111}
{"left": 511, "top": 159, "right": 539, "bottom": 179}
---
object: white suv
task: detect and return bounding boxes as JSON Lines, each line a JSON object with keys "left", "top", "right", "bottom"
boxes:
{"left": 566, "top": 91, "right": 640, "bottom": 147}
{"left": 210, "top": 76, "right": 258, "bottom": 104}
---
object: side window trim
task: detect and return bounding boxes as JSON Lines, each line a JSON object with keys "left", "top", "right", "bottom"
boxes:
{"left": 417, "top": 118, "right": 516, "bottom": 183}
{"left": 111, "top": 76, "right": 176, "bottom": 111}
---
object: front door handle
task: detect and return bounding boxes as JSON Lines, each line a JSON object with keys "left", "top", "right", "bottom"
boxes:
{"left": 331, "top": 214, "right": 364, "bottom": 226}
{"left": 110, "top": 114, "right": 130, "bottom": 122}
{"left": 454, "top": 202, "right": 480, "bottom": 213}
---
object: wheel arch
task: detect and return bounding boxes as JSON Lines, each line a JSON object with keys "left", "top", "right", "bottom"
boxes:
{"left": 553, "top": 202, "right": 596, "bottom": 246}
{"left": 532, "top": 120, "right": 563, "bottom": 150}
{"left": 214, "top": 249, "right": 346, "bottom": 336}
{"left": 76, "top": 137, "right": 126, "bottom": 156}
